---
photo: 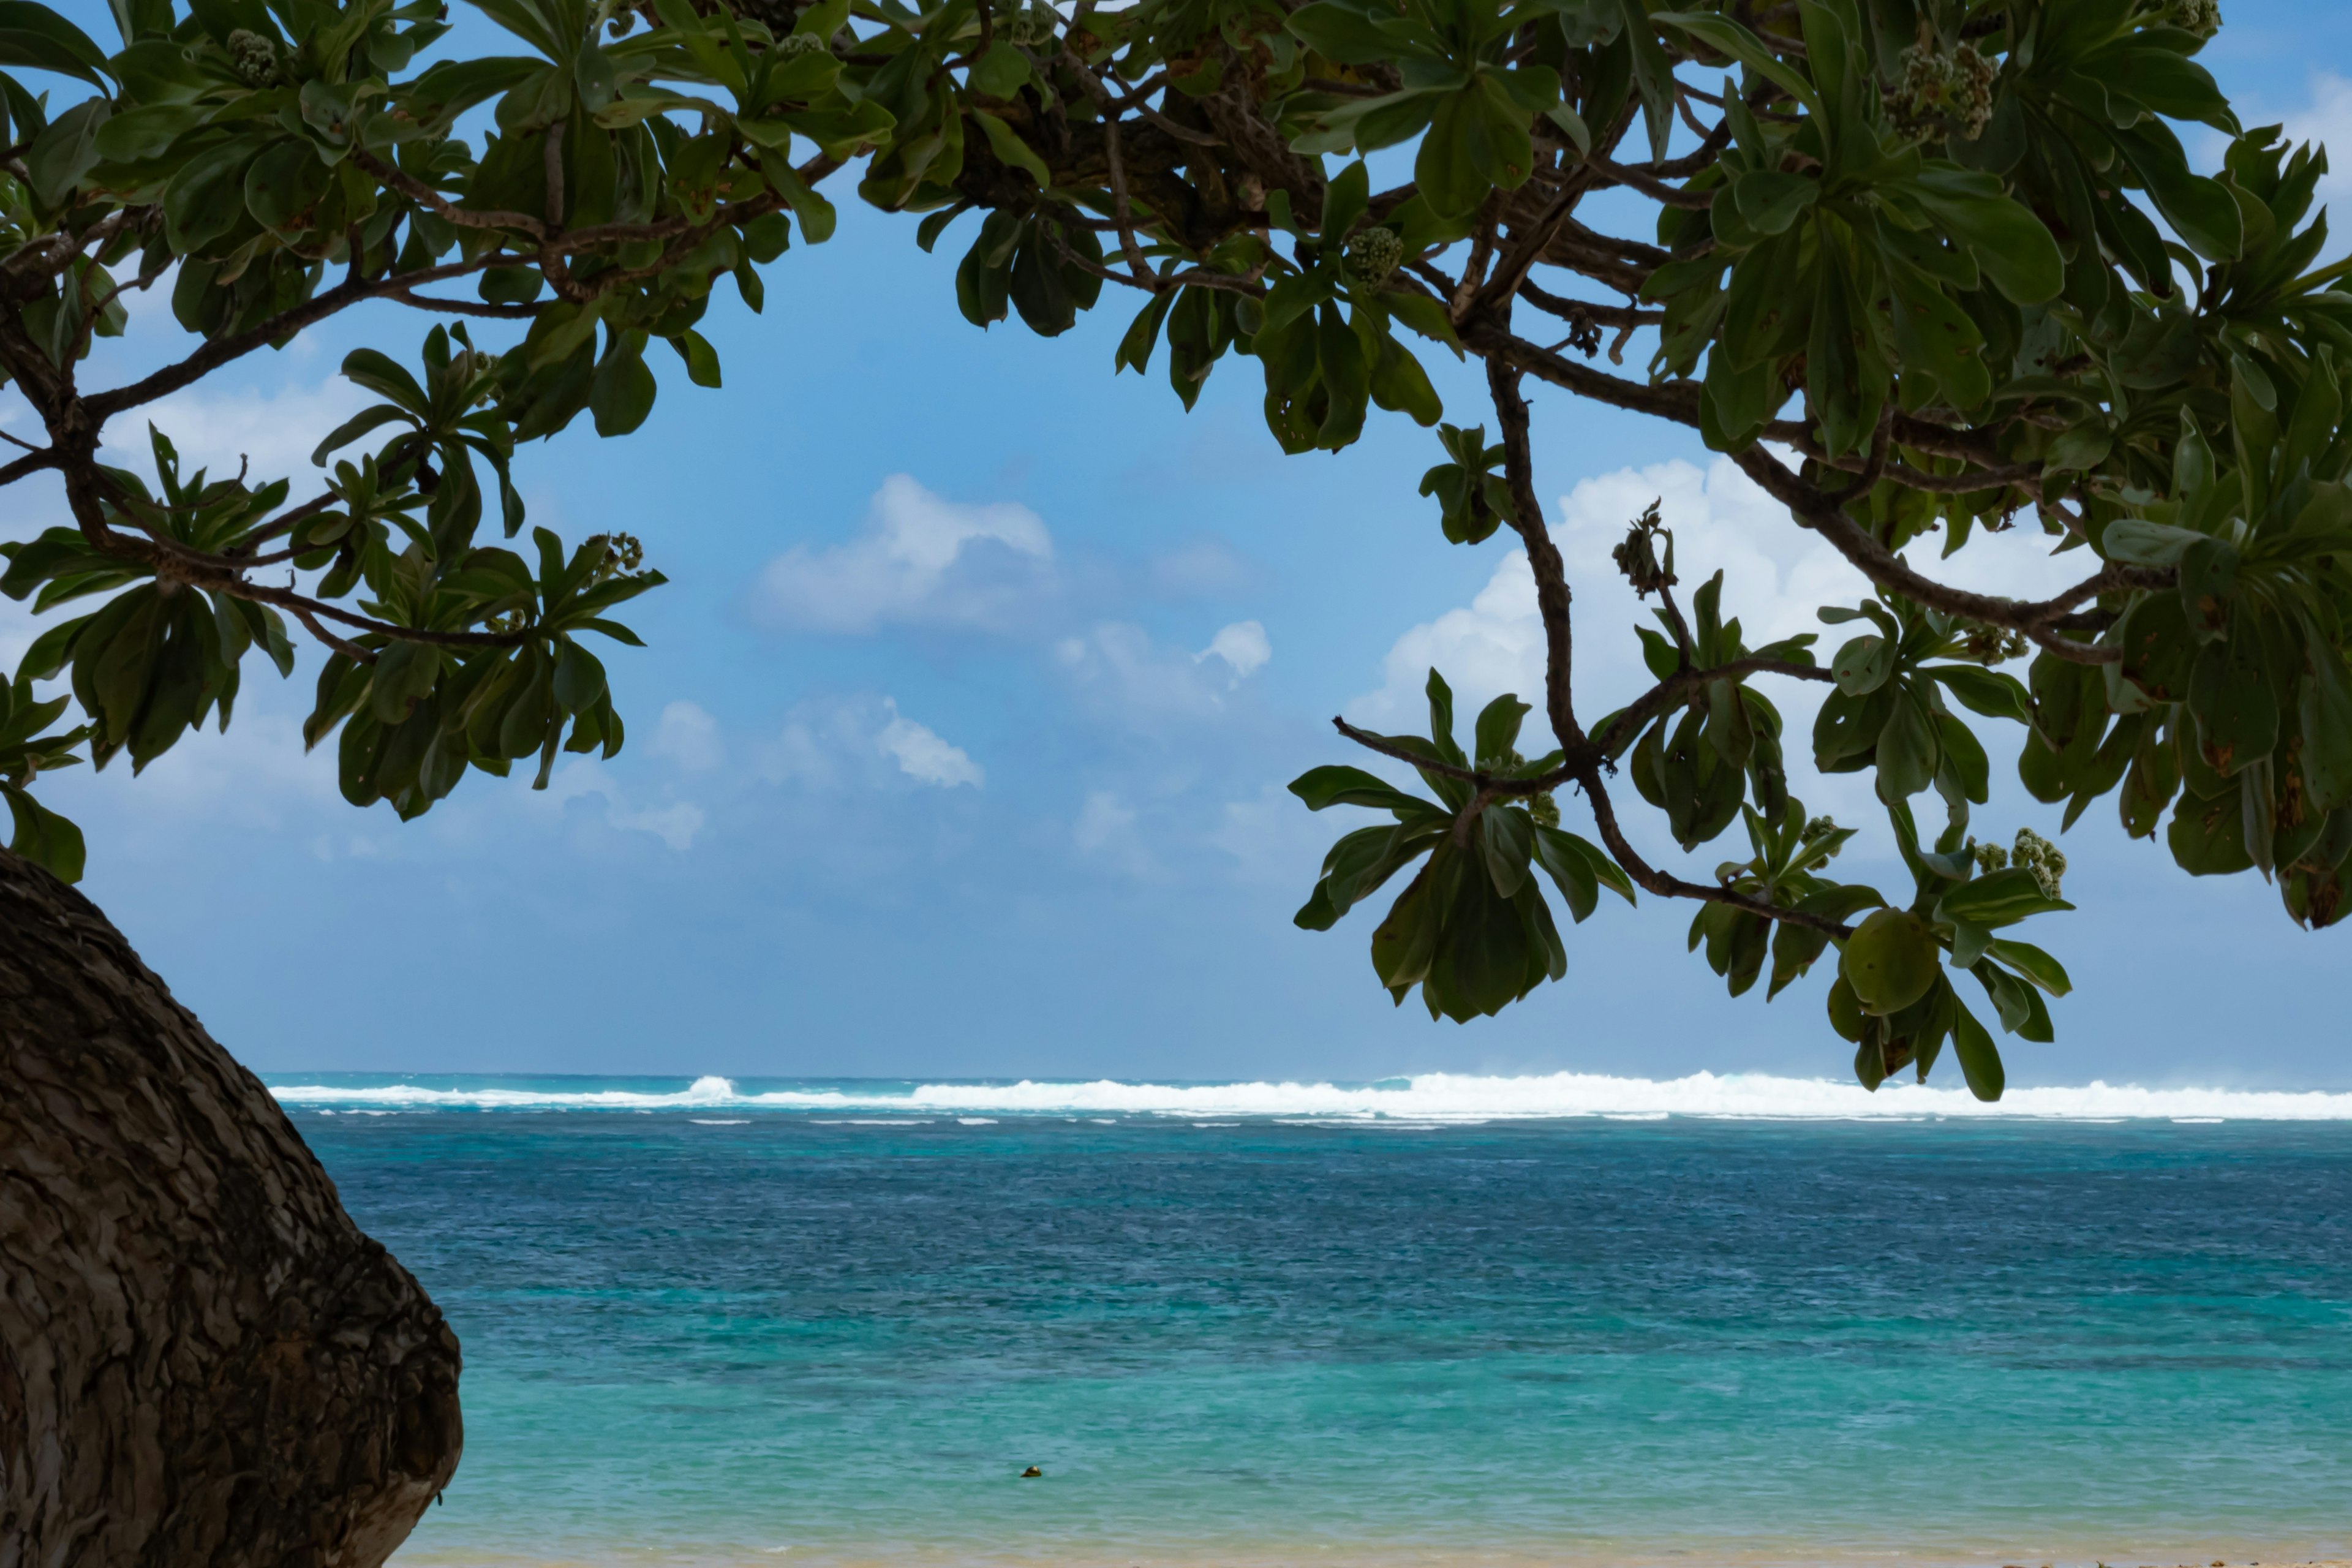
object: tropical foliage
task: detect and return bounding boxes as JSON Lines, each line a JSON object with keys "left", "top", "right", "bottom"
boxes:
{"left": 0, "top": 0, "right": 2342, "bottom": 1096}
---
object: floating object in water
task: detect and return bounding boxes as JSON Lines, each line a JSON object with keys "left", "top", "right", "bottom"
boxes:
{"left": 1020, "top": 1466, "right": 1041, "bottom": 1478}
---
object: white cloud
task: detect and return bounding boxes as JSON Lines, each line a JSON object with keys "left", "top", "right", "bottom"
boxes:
{"left": 876, "top": 699, "right": 984, "bottom": 788}
{"left": 1057, "top": 620, "right": 1267, "bottom": 726}
{"left": 759, "top": 693, "right": 982, "bottom": 792}
{"left": 1150, "top": 537, "right": 1257, "bottom": 597}
{"left": 1208, "top": 782, "right": 1333, "bottom": 887}
{"left": 1073, "top": 789, "right": 1153, "bottom": 876}
{"left": 753, "top": 474, "right": 1055, "bottom": 634}
{"left": 55, "top": 707, "right": 343, "bottom": 829}
{"left": 1351, "top": 451, "right": 2085, "bottom": 736}
{"left": 1196, "top": 619, "right": 1272, "bottom": 682}
{"left": 542, "top": 758, "right": 705, "bottom": 851}
{"left": 136, "top": 375, "right": 374, "bottom": 488}
{"left": 760, "top": 715, "right": 850, "bottom": 790}
{"left": 607, "top": 801, "right": 707, "bottom": 852}
{"left": 652, "top": 701, "right": 726, "bottom": 772}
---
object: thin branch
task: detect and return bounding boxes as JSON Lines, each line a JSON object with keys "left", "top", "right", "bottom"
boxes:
{"left": 57, "top": 471, "right": 533, "bottom": 657}
{"left": 1519, "top": 281, "right": 1658, "bottom": 332}
{"left": 1727, "top": 444, "right": 2153, "bottom": 662}
{"left": 1106, "top": 71, "right": 1170, "bottom": 110}
{"left": 1577, "top": 764, "right": 1858, "bottom": 940}
{"left": 0, "top": 447, "right": 59, "bottom": 486}
{"left": 85, "top": 255, "right": 500, "bottom": 420}
{"left": 227, "top": 492, "right": 340, "bottom": 555}
{"left": 1469, "top": 322, "right": 1706, "bottom": 426}
{"left": 1054, "top": 47, "right": 1154, "bottom": 285}
{"left": 285, "top": 601, "right": 375, "bottom": 662}
{"left": 350, "top": 149, "right": 551, "bottom": 242}
{"left": 387, "top": 290, "right": 539, "bottom": 319}
{"left": 1769, "top": 416, "right": 2046, "bottom": 500}
{"left": 1333, "top": 717, "right": 1491, "bottom": 788}
{"left": 1129, "top": 102, "right": 1222, "bottom": 146}
{"left": 1593, "top": 155, "right": 1714, "bottom": 209}
{"left": 1487, "top": 356, "right": 1585, "bottom": 753}
{"left": 1825, "top": 406, "right": 1894, "bottom": 504}
{"left": 1588, "top": 656, "right": 1833, "bottom": 757}
{"left": 1653, "top": 581, "right": 1697, "bottom": 663}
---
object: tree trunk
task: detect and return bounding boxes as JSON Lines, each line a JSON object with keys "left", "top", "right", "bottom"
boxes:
{"left": 0, "top": 846, "right": 462, "bottom": 1567}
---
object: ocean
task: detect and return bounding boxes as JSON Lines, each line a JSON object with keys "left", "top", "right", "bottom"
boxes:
{"left": 274, "top": 1073, "right": 2352, "bottom": 1567}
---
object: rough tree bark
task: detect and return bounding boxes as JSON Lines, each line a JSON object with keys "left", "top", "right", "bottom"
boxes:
{"left": 0, "top": 845, "right": 461, "bottom": 1568}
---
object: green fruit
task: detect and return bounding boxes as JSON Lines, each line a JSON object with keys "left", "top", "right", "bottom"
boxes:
{"left": 1841, "top": 908, "right": 1942, "bottom": 1016}
{"left": 1826, "top": 974, "right": 1864, "bottom": 1042}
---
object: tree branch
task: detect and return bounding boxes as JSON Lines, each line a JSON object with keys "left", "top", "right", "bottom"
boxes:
{"left": 1487, "top": 356, "right": 1585, "bottom": 754}
{"left": 85, "top": 256, "right": 500, "bottom": 420}
{"left": 1588, "top": 656, "right": 1832, "bottom": 756}
{"left": 1593, "top": 155, "right": 1714, "bottom": 209}
{"left": 1577, "top": 764, "right": 1858, "bottom": 939}
{"left": 1727, "top": 445, "right": 2152, "bottom": 662}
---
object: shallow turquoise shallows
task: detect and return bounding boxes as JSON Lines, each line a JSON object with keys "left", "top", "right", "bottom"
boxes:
{"left": 277, "top": 1075, "right": 2352, "bottom": 1567}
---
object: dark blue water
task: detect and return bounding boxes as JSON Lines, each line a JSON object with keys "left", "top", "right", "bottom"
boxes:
{"left": 295, "top": 1091, "right": 2352, "bottom": 1566}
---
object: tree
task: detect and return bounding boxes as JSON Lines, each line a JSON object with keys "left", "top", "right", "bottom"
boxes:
{"left": 0, "top": 0, "right": 2343, "bottom": 1552}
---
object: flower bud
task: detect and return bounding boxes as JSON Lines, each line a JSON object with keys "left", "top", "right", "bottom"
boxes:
{"left": 227, "top": 28, "right": 279, "bottom": 87}
{"left": 1343, "top": 226, "right": 1404, "bottom": 285}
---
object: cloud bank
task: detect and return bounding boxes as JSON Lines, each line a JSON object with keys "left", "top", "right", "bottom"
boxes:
{"left": 755, "top": 475, "right": 1055, "bottom": 633}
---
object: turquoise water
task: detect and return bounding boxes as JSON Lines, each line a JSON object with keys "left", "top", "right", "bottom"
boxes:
{"left": 279, "top": 1075, "right": 2352, "bottom": 1566}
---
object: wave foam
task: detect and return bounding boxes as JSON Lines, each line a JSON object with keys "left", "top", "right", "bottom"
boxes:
{"left": 265, "top": 1071, "right": 2352, "bottom": 1121}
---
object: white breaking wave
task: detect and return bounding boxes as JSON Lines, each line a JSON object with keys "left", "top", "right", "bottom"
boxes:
{"left": 264, "top": 1071, "right": 2352, "bottom": 1121}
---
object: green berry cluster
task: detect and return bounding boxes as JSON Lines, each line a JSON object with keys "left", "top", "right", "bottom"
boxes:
{"left": 1955, "top": 622, "right": 2029, "bottom": 663}
{"left": 1493, "top": 748, "right": 1559, "bottom": 827}
{"left": 1343, "top": 225, "right": 1404, "bottom": 285}
{"left": 586, "top": 533, "right": 646, "bottom": 587}
{"left": 2164, "top": 0, "right": 2221, "bottom": 37}
{"left": 227, "top": 28, "right": 279, "bottom": 87}
{"left": 1003, "top": 4, "right": 1057, "bottom": 48}
{"left": 2012, "top": 828, "right": 2067, "bottom": 899}
{"left": 776, "top": 29, "right": 827, "bottom": 55}
{"left": 1893, "top": 41, "right": 1997, "bottom": 140}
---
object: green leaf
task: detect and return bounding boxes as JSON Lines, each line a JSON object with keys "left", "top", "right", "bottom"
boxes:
{"left": 668, "top": 330, "right": 723, "bottom": 388}
{"left": 0, "top": 2, "right": 113, "bottom": 88}
{"left": 1903, "top": 168, "right": 2063, "bottom": 306}
{"left": 1924, "top": 665, "right": 2031, "bottom": 724}
{"left": 1473, "top": 692, "right": 1530, "bottom": 767}
{"left": 1874, "top": 687, "right": 1938, "bottom": 800}
{"left": 2188, "top": 630, "right": 2276, "bottom": 777}
{"left": 1290, "top": 764, "right": 1438, "bottom": 817}
{"left": 1480, "top": 801, "right": 1533, "bottom": 899}
{"left": 1831, "top": 634, "right": 1894, "bottom": 696}
{"left": 1653, "top": 11, "right": 1821, "bottom": 118}
{"left": 2100, "top": 518, "right": 2208, "bottom": 567}
{"left": 2168, "top": 782, "right": 2253, "bottom": 875}
{"left": 1732, "top": 171, "right": 1818, "bottom": 236}
{"left": 590, "top": 333, "right": 658, "bottom": 436}
{"left": 1425, "top": 667, "right": 1464, "bottom": 766}
{"left": 970, "top": 107, "right": 1051, "bottom": 189}
{"left": 1936, "top": 867, "right": 2073, "bottom": 927}
{"left": 3, "top": 782, "right": 85, "bottom": 882}
{"left": 1985, "top": 937, "right": 2071, "bottom": 997}
{"left": 1949, "top": 995, "right": 2004, "bottom": 1101}
{"left": 2299, "top": 639, "right": 2352, "bottom": 813}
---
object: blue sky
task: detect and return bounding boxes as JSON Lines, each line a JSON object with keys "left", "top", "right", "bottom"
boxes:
{"left": 9, "top": 1, "right": 2352, "bottom": 1086}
